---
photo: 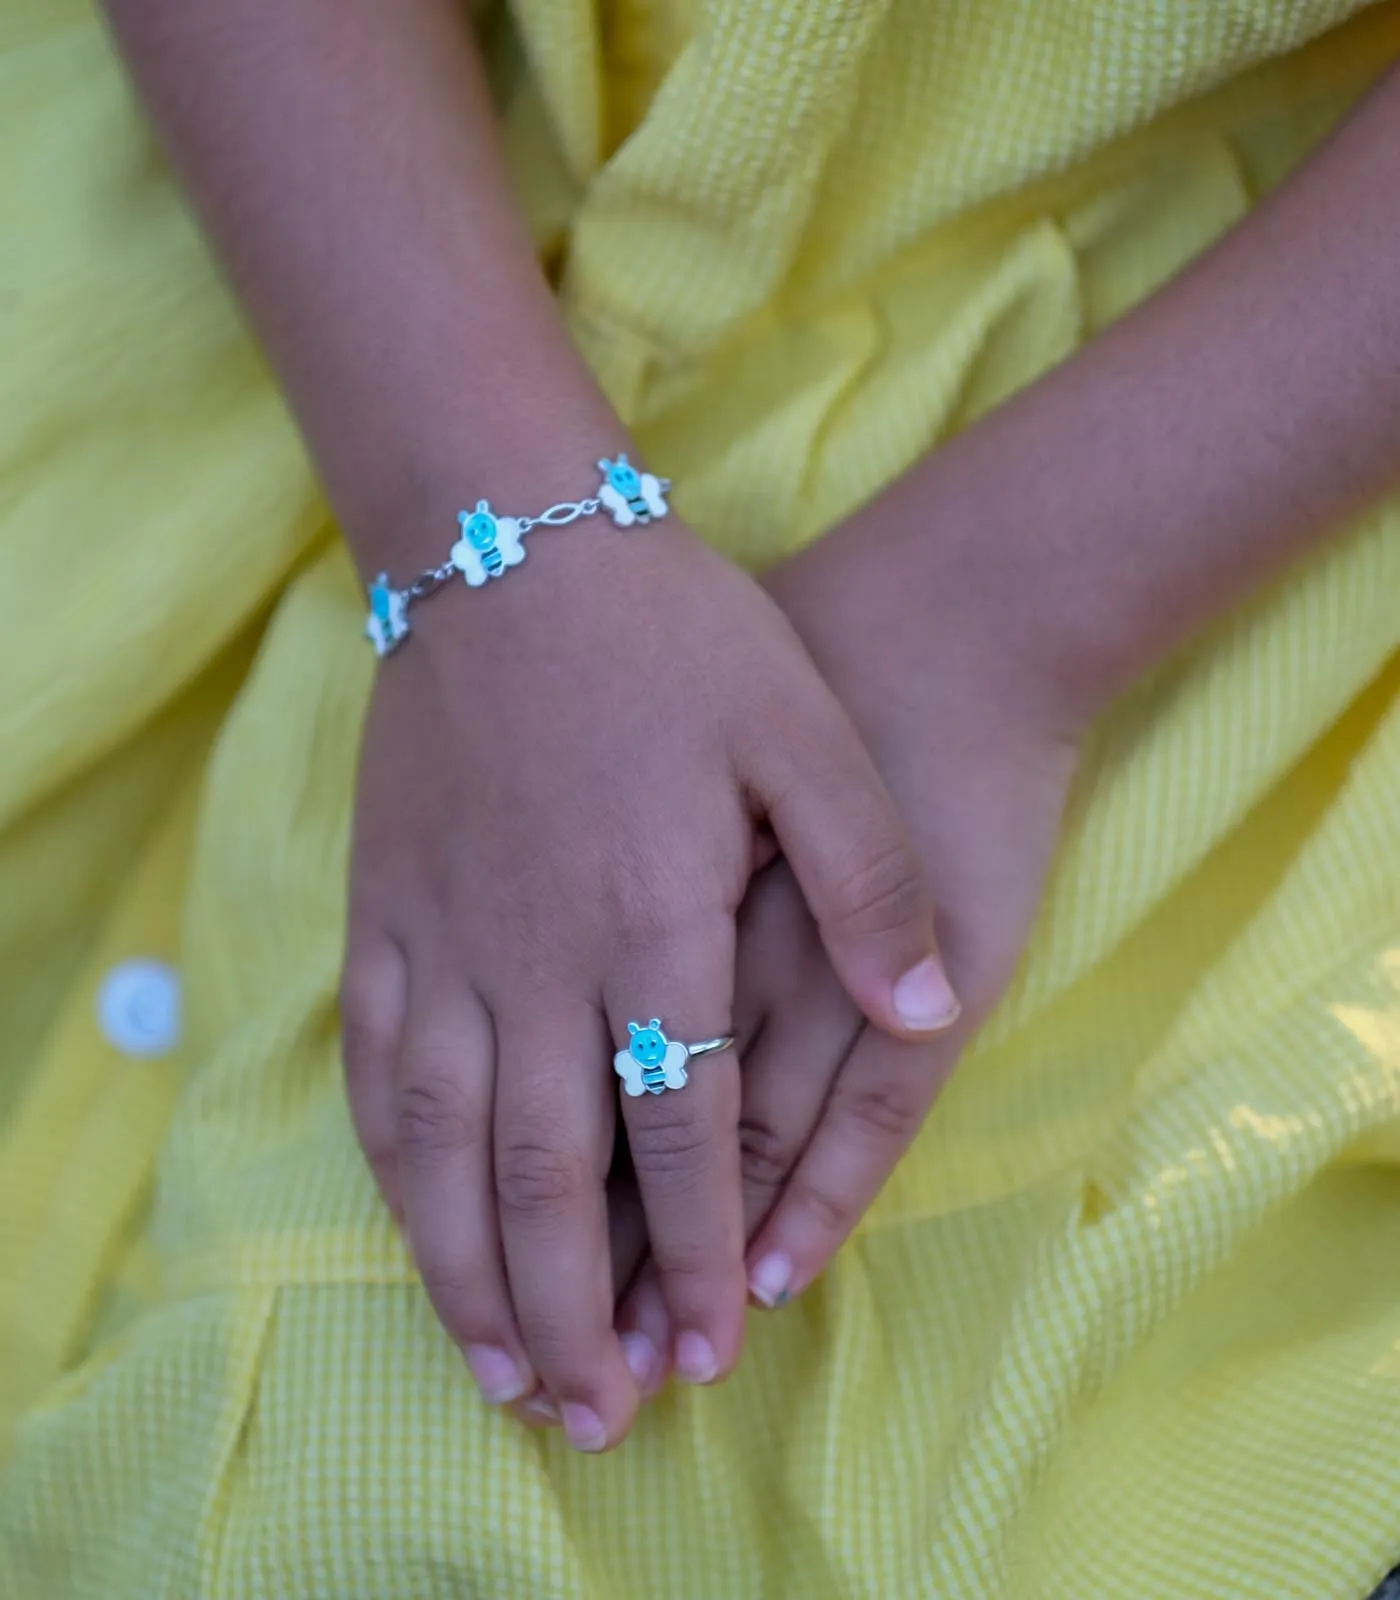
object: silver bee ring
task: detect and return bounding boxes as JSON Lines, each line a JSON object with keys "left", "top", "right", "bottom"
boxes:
{"left": 613, "top": 1019, "right": 735, "bottom": 1097}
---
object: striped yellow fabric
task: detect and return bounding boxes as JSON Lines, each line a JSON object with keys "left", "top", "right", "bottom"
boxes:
{"left": 5, "top": 0, "right": 1400, "bottom": 1593}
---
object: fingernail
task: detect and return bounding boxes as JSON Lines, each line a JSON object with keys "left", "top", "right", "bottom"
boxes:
{"left": 465, "top": 1344, "right": 529, "bottom": 1405}
{"left": 748, "top": 1252, "right": 792, "bottom": 1309}
{"left": 621, "top": 1331, "right": 658, "bottom": 1388}
{"left": 561, "top": 1403, "right": 609, "bottom": 1453}
{"left": 893, "top": 956, "right": 961, "bottom": 1032}
{"left": 522, "top": 1392, "right": 560, "bottom": 1424}
{"left": 675, "top": 1330, "right": 718, "bottom": 1385}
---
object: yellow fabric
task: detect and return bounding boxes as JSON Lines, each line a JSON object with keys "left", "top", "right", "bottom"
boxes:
{"left": 5, "top": 0, "right": 1400, "bottom": 1592}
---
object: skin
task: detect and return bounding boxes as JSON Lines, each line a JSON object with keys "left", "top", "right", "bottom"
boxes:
{"left": 102, "top": 0, "right": 1400, "bottom": 1444}
{"left": 100, "top": 0, "right": 957, "bottom": 1454}
{"left": 607, "top": 58, "right": 1400, "bottom": 1394}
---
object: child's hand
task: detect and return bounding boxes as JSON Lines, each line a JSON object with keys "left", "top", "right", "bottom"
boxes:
{"left": 339, "top": 514, "right": 950, "bottom": 1451}
{"left": 613, "top": 508, "right": 1082, "bottom": 1375}
{"left": 732, "top": 529, "right": 1081, "bottom": 1304}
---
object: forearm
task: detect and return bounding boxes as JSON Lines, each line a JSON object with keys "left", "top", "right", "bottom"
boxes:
{"left": 859, "top": 61, "right": 1400, "bottom": 723}
{"left": 101, "top": 0, "right": 619, "bottom": 571}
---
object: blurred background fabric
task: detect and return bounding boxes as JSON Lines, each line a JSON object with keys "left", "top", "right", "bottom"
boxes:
{"left": 5, "top": 1, "right": 1400, "bottom": 1594}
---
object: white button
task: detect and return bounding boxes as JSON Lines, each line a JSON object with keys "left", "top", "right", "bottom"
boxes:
{"left": 97, "top": 959, "right": 182, "bottom": 1058}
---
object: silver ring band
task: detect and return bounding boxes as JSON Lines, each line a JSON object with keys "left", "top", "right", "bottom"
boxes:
{"left": 686, "top": 1035, "right": 736, "bottom": 1059}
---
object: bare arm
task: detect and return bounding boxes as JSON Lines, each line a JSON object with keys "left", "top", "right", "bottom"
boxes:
{"left": 817, "top": 60, "right": 1400, "bottom": 725}
{"left": 102, "top": 0, "right": 951, "bottom": 1452}
{"left": 717, "top": 61, "right": 1400, "bottom": 1322}
{"left": 101, "top": 0, "right": 615, "bottom": 562}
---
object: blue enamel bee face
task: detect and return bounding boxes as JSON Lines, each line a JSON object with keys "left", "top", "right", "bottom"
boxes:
{"left": 606, "top": 457, "right": 642, "bottom": 497}
{"left": 464, "top": 509, "right": 497, "bottom": 551}
{"left": 628, "top": 1020, "right": 668, "bottom": 1068}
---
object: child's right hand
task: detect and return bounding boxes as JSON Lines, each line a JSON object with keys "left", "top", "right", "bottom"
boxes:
{"left": 99, "top": 0, "right": 948, "bottom": 1455}
{"left": 339, "top": 508, "right": 951, "bottom": 1453}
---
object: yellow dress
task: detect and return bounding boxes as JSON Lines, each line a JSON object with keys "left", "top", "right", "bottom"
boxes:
{"left": 5, "top": 0, "right": 1400, "bottom": 1593}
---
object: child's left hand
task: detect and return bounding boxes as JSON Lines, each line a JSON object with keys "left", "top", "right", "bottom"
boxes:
{"left": 604, "top": 487, "right": 1085, "bottom": 1394}
{"left": 601, "top": 44, "right": 1400, "bottom": 1379}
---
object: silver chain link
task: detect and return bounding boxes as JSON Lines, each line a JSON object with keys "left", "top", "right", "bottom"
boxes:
{"left": 403, "top": 559, "right": 461, "bottom": 605}
{"left": 517, "top": 496, "right": 603, "bottom": 533}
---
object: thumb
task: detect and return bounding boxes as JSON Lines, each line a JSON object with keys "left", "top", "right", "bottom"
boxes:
{"left": 745, "top": 700, "right": 960, "bottom": 1040}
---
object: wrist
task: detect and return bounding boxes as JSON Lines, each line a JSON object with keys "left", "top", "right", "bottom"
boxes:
{"left": 334, "top": 381, "right": 631, "bottom": 583}
{"left": 905, "top": 466, "right": 1123, "bottom": 738}
{"left": 365, "top": 456, "right": 705, "bottom": 664}
{"left": 823, "top": 390, "right": 1187, "bottom": 735}
{"left": 776, "top": 449, "right": 1111, "bottom": 745}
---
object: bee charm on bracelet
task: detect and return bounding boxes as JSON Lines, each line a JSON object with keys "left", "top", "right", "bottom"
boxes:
{"left": 451, "top": 500, "right": 527, "bottom": 587}
{"left": 365, "top": 577, "right": 411, "bottom": 656}
{"left": 597, "top": 454, "right": 669, "bottom": 526}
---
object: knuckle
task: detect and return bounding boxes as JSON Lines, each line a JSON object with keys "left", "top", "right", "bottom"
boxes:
{"left": 512, "top": 1309, "right": 596, "bottom": 1379}
{"left": 496, "top": 1135, "right": 589, "bottom": 1217}
{"left": 836, "top": 1076, "right": 927, "bottom": 1144}
{"left": 736, "top": 1115, "right": 794, "bottom": 1192}
{"left": 627, "top": 1110, "right": 713, "bottom": 1179}
{"left": 395, "top": 1076, "right": 483, "bottom": 1169}
{"left": 416, "top": 1264, "right": 474, "bottom": 1313}
{"left": 831, "top": 844, "right": 925, "bottom": 938}
{"left": 608, "top": 895, "right": 677, "bottom": 959}
{"left": 788, "top": 1174, "right": 854, "bottom": 1239}
{"left": 650, "top": 1232, "right": 721, "bottom": 1285}
{"left": 417, "top": 1269, "right": 494, "bottom": 1343}
{"left": 609, "top": 896, "right": 731, "bottom": 965}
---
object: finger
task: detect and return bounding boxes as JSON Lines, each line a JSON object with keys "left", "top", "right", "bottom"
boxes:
{"left": 744, "top": 1025, "right": 963, "bottom": 1307}
{"left": 494, "top": 1000, "right": 637, "bottom": 1453}
{"left": 614, "top": 1264, "right": 675, "bottom": 1400}
{"left": 604, "top": 917, "right": 747, "bottom": 1389}
{"left": 731, "top": 854, "right": 804, "bottom": 1055}
{"left": 395, "top": 978, "right": 536, "bottom": 1410}
{"left": 728, "top": 860, "right": 863, "bottom": 1242}
{"left": 606, "top": 1170, "right": 669, "bottom": 1396}
{"left": 616, "top": 986, "right": 860, "bottom": 1339}
{"left": 607, "top": 1163, "right": 651, "bottom": 1302}
{"left": 736, "top": 985, "right": 862, "bottom": 1259}
{"left": 340, "top": 931, "right": 408, "bottom": 1227}
{"left": 743, "top": 697, "right": 959, "bottom": 1040}
{"left": 513, "top": 1164, "right": 653, "bottom": 1431}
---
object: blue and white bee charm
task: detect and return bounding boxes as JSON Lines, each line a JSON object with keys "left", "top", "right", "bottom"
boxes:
{"left": 597, "top": 454, "right": 669, "bottom": 527}
{"left": 365, "top": 575, "right": 410, "bottom": 657}
{"left": 451, "top": 499, "right": 527, "bottom": 587}
{"left": 614, "top": 1019, "right": 689, "bottom": 1097}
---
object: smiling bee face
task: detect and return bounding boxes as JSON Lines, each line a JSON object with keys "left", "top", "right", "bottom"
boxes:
{"left": 628, "top": 1019, "right": 668, "bottom": 1068}
{"left": 464, "top": 508, "right": 497, "bottom": 550}
{"left": 605, "top": 456, "right": 643, "bottom": 499}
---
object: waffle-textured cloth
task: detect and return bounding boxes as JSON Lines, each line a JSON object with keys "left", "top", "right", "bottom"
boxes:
{"left": 5, "top": 1, "right": 1400, "bottom": 1594}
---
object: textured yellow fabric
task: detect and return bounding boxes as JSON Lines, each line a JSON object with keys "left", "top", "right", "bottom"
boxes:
{"left": 5, "top": 0, "right": 1400, "bottom": 1593}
